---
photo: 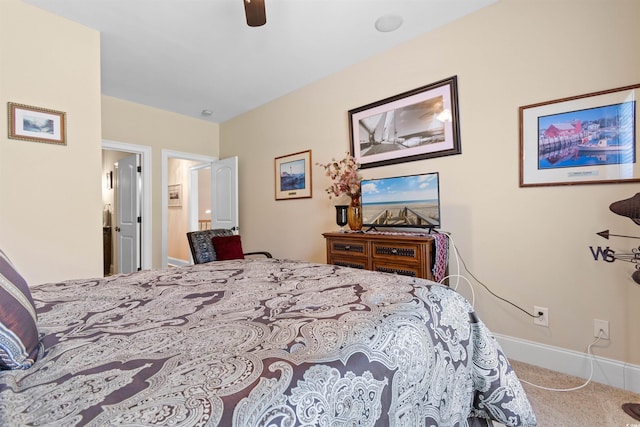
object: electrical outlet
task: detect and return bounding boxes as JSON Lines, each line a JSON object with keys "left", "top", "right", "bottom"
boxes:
{"left": 594, "top": 319, "right": 610, "bottom": 340}
{"left": 533, "top": 306, "right": 549, "bottom": 327}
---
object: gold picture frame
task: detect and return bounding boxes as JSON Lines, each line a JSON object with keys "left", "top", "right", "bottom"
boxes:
{"left": 7, "top": 102, "right": 67, "bottom": 145}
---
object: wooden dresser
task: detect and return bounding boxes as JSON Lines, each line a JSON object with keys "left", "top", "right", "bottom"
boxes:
{"left": 323, "top": 232, "right": 435, "bottom": 280}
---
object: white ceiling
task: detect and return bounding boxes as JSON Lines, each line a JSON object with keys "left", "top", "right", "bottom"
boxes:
{"left": 24, "top": 0, "right": 497, "bottom": 123}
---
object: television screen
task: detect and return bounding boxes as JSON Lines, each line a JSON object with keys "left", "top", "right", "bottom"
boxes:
{"left": 360, "top": 172, "right": 440, "bottom": 230}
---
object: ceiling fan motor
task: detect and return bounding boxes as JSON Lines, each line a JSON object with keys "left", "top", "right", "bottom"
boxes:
{"left": 244, "top": 0, "right": 266, "bottom": 27}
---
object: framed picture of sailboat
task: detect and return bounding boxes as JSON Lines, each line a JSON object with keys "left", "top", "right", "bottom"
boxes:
{"left": 519, "top": 83, "right": 640, "bottom": 187}
{"left": 348, "top": 76, "right": 461, "bottom": 169}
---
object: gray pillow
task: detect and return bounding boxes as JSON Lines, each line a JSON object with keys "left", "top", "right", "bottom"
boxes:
{"left": 0, "top": 249, "right": 42, "bottom": 370}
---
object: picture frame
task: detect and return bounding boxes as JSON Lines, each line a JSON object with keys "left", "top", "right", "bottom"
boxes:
{"left": 106, "top": 171, "right": 113, "bottom": 190}
{"left": 7, "top": 102, "right": 67, "bottom": 145}
{"left": 168, "top": 184, "right": 182, "bottom": 207}
{"left": 349, "top": 76, "right": 461, "bottom": 169}
{"left": 274, "top": 150, "right": 312, "bottom": 200}
{"left": 519, "top": 83, "right": 640, "bottom": 187}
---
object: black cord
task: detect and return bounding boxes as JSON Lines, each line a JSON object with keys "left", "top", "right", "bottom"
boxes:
{"left": 441, "top": 231, "right": 540, "bottom": 319}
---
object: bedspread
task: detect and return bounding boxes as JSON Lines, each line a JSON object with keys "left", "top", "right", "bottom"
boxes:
{"left": 0, "top": 258, "right": 536, "bottom": 426}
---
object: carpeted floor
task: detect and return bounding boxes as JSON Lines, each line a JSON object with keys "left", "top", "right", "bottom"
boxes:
{"left": 506, "top": 360, "right": 640, "bottom": 426}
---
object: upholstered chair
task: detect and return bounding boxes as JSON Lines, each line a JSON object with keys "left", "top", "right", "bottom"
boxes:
{"left": 186, "top": 229, "right": 272, "bottom": 264}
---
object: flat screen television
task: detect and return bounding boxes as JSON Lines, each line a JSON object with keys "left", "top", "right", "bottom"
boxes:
{"left": 360, "top": 172, "right": 440, "bottom": 231}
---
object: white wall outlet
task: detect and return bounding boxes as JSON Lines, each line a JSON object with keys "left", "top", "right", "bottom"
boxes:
{"left": 533, "top": 306, "right": 549, "bottom": 327}
{"left": 594, "top": 319, "right": 610, "bottom": 340}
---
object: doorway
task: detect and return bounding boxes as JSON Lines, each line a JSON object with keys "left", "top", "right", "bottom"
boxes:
{"left": 161, "top": 150, "right": 238, "bottom": 268}
{"left": 162, "top": 150, "right": 217, "bottom": 267}
{"left": 102, "top": 140, "right": 152, "bottom": 273}
{"left": 165, "top": 158, "right": 211, "bottom": 266}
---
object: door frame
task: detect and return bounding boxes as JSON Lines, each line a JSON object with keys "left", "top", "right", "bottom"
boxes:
{"left": 102, "top": 140, "right": 152, "bottom": 271}
{"left": 161, "top": 149, "right": 217, "bottom": 268}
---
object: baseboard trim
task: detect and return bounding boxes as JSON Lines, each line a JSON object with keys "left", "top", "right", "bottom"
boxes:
{"left": 167, "top": 257, "right": 190, "bottom": 267}
{"left": 494, "top": 333, "right": 640, "bottom": 394}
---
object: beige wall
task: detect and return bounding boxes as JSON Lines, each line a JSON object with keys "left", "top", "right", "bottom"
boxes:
{"left": 0, "top": 1, "right": 220, "bottom": 281}
{"left": 221, "top": 0, "right": 640, "bottom": 365}
{"left": 101, "top": 96, "right": 220, "bottom": 268}
{"left": 0, "top": 0, "right": 103, "bottom": 284}
{"left": 198, "top": 168, "right": 212, "bottom": 224}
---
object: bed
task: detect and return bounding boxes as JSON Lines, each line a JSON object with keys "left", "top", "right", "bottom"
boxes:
{"left": 0, "top": 257, "right": 536, "bottom": 426}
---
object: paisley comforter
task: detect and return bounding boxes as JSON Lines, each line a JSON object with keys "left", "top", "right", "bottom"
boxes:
{"left": 0, "top": 258, "right": 536, "bottom": 426}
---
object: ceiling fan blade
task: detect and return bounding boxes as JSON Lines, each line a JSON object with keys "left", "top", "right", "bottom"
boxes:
{"left": 244, "top": 0, "right": 266, "bottom": 27}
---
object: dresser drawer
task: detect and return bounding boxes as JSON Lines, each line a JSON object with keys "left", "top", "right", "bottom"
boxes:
{"left": 328, "top": 239, "right": 369, "bottom": 258}
{"left": 371, "top": 241, "right": 422, "bottom": 264}
{"left": 372, "top": 262, "right": 422, "bottom": 278}
{"left": 332, "top": 257, "right": 370, "bottom": 270}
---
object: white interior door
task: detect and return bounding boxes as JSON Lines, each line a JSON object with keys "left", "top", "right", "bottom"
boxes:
{"left": 116, "top": 154, "right": 140, "bottom": 273}
{"left": 211, "top": 156, "right": 238, "bottom": 232}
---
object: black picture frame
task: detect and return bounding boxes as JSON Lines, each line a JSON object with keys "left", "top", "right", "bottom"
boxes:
{"left": 349, "top": 76, "right": 461, "bottom": 169}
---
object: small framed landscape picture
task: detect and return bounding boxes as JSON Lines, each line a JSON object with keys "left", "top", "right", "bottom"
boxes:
{"left": 7, "top": 102, "right": 67, "bottom": 145}
{"left": 274, "top": 150, "right": 312, "bottom": 200}
{"left": 519, "top": 83, "right": 640, "bottom": 187}
{"left": 168, "top": 184, "right": 182, "bottom": 207}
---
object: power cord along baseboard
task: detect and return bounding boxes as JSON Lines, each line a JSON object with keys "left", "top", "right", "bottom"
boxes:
{"left": 436, "top": 231, "right": 605, "bottom": 392}
{"left": 519, "top": 332, "right": 604, "bottom": 392}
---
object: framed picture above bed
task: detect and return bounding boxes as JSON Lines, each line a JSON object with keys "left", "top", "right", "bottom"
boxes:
{"left": 274, "top": 149, "right": 312, "bottom": 200}
{"left": 519, "top": 83, "right": 640, "bottom": 187}
{"left": 348, "top": 76, "right": 461, "bottom": 169}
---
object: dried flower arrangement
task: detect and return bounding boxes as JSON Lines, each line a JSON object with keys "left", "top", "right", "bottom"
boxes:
{"left": 316, "top": 154, "right": 362, "bottom": 200}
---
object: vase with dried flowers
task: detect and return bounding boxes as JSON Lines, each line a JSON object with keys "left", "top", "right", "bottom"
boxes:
{"left": 317, "top": 154, "right": 363, "bottom": 231}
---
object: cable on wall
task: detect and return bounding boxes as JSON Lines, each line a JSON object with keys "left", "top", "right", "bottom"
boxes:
{"left": 434, "top": 230, "right": 541, "bottom": 319}
{"left": 434, "top": 230, "right": 607, "bottom": 392}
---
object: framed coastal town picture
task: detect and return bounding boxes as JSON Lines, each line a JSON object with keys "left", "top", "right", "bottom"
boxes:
{"left": 519, "top": 83, "right": 640, "bottom": 187}
{"left": 274, "top": 150, "right": 312, "bottom": 200}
